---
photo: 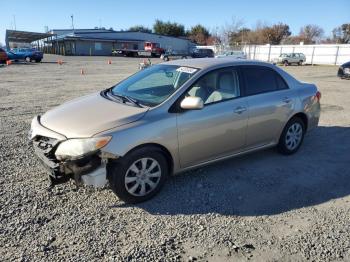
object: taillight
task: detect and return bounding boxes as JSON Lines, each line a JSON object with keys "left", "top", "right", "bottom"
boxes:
{"left": 315, "top": 91, "right": 321, "bottom": 101}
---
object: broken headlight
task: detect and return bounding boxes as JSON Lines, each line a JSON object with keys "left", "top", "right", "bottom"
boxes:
{"left": 55, "top": 136, "right": 112, "bottom": 160}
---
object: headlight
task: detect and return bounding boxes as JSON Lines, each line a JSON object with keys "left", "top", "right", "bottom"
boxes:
{"left": 55, "top": 136, "right": 112, "bottom": 160}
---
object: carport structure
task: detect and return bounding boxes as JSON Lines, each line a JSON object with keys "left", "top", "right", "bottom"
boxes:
{"left": 5, "top": 30, "right": 55, "bottom": 52}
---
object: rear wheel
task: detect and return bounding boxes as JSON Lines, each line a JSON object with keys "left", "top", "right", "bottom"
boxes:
{"left": 108, "top": 148, "right": 169, "bottom": 203}
{"left": 35, "top": 59, "right": 42, "bottom": 63}
{"left": 25, "top": 56, "right": 31, "bottom": 62}
{"left": 298, "top": 60, "right": 303, "bottom": 66}
{"left": 277, "top": 117, "right": 305, "bottom": 155}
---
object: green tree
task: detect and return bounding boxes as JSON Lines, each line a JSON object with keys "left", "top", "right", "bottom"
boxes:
{"left": 153, "top": 19, "right": 185, "bottom": 37}
{"left": 128, "top": 25, "right": 152, "bottom": 33}
{"left": 229, "top": 28, "right": 251, "bottom": 45}
{"left": 187, "top": 24, "right": 210, "bottom": 45}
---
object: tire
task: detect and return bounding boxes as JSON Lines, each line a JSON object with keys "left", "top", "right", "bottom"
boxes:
{"left": 25, "top": 57, "right": 31, "bottom": 63}
{"left": 277, "top": 117, "right": 305, "bottom": 155}
{"left": 283, "top": 60, "right": 289, "bottom": 66}
{"left": 35, "top": 59, "right": 42, "bottom": 63}
{"left": 298, "top": 60, "right": 303, "bottom": 66}
{"left": 108, "top": 147, "right": 169, "bottom": 203}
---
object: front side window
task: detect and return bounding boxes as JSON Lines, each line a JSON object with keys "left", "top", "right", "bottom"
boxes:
{"left": 111, "top": 65, "right": 198, "bottom": 107}
{"left": 187, "top": 68, "right": 241, "bottom": 105}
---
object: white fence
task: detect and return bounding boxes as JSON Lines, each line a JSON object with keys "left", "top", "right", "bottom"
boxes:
{"left": 242, "top": 44, "right": 350, "bottom": 65}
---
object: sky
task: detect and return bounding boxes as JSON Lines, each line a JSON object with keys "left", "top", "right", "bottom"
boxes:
{"left": 1, "top": 0, "right": 349, "bottom": 44}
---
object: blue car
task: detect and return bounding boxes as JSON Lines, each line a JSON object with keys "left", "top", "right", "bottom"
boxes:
{"left": 6, "top": 48, "right": 43, "bottom": 62}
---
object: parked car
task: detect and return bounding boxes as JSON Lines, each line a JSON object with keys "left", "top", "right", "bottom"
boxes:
{"left": 191, "top": 48, "right": 214, "bottom": 58}
{"left": 160, "top": 51, "right": 189, "bottom": 61}
{"left": 273, "top": 53, "right": 306, "bottom": 66}
{"left": 6, "top": 48, "right": 43, "bottom": 62}
{"left": 215, "top": 50, "right": 246, "bottom": 59}
{"left": 161, "top": 48, "right": 215, "bottom": 61}
{"left": 337, "top": 61, "right": 350, "bottom": 79}
{"left": 29, "top": 59, "right": 321, "bottom": 203}
{"left": 0, "top": 48, "right": 8, "bottom": 63}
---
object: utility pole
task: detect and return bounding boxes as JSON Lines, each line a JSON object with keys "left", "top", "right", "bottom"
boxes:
{"left": 71, "top": 15, "right": 74, "bottom": 30}
{"left": 13, "top": 15, "right": 16, "bottom": 30}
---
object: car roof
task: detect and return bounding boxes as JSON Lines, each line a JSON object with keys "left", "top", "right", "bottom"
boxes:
{"left": 163, "top": 58, "right": 275, "bottom": 70}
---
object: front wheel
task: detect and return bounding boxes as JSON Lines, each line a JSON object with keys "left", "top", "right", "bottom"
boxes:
{"left": 108, "top": 148, "right": 169, "bottom": 203}
{"left": 283, "top": 60, "right": 289, "bottom": 66}
{"left": 25, "top": 56, "right": 31, "bottom": 63}
{"left": 277, "top": 117, "right": 305, "bottom": 155}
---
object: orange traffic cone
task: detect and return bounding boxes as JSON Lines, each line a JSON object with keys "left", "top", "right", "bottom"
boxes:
{"left": 107, "top": 59, "right": 112, "bottom": 65}
{"left": 80, "top": 69, "right": 85, "bottom": 75}
{"left": 6, "top": 60, "right": 11, "bottom": 66}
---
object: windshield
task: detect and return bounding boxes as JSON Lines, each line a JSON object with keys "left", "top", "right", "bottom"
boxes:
{"left": 111, "top": 64, "right": 198, "bottom": 107}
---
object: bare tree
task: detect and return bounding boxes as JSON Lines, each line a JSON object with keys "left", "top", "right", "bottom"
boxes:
{"left": 219, "top": 17, "right": 244, "bottom": 47}
{"left": 299, "top": 24, "right": 324, "bottom": 44}
{"left": 332, "top": 23, "right": 350, "bottom": 43}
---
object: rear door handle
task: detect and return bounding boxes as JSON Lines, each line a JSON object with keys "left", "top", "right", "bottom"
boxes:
{"left": 282, "top": 97, "right": 292, "bottom": 103}
{"left": 234, "top": 106, "right": 247, "bottom": 114}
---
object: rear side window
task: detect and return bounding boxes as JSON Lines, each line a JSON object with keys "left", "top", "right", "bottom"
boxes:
{"left": 242, "top": 66, "right": 288, "bottom": 95}
{"left": 275, "top": 73, "right": 289, "bottom": 90}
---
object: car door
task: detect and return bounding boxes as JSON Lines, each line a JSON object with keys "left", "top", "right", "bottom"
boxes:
{"left": 176, "top": 67, "right": 249, "bottom": 168}
{"left": 241, "top": 65, "right": 295, "bottom": 149}
{"left": 292, "top": 53, "right": 298, "bottom": 63}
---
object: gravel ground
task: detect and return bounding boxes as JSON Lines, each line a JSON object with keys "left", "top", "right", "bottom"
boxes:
{"left": 0, "top": 55, "right": 349, "bottom": 262}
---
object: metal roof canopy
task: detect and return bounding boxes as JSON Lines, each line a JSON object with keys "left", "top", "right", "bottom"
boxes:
{"left": 5, "top": 30, "right": 54, "bottom": 48}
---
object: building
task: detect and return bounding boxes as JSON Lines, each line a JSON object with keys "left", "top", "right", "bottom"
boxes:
{"left": 47, "top": 29, "right": 195, "bottom": 56}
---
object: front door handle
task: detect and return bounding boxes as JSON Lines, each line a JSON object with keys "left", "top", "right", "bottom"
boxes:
{"left": 234, "top": 106, "right": 247, "bottom": 114}
{"left": 282, "top": 97, "right": 292, "bottom": 103}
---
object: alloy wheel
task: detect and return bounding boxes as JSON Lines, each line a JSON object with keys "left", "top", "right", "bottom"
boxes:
{"left": 124, "top": 157, "right": 162, "bottom": 196}
{"left": 285, "top": 123, "right": 303, "bottom": 150}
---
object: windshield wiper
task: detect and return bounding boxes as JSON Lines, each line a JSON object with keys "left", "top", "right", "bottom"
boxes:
{"left": 109, "top": 91, "right": 143, "bottom": 108}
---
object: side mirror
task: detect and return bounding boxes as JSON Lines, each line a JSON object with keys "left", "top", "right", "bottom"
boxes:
{"left": 180, "top": 96, "right": 204, "bottom": 110}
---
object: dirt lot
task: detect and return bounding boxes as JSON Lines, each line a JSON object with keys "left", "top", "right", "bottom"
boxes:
{"left": 0, "top": 55, "right": 349, "bottom": 262}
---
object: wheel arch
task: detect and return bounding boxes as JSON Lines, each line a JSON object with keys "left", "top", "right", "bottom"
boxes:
{"left": 289, "top": 112, "right": 308, "bottom": 131}
{"left": 122, "top": 143, "right": 174, "bottom": 174}
{"left": 277, "top": 112, "right": 309, "bottom": 143}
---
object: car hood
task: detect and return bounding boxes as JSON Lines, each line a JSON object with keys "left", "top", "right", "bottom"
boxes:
{"left": 40, "top": 92, "right": 148, "bottom": 138}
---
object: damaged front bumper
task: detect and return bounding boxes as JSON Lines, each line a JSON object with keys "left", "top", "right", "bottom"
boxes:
{"left": 30, "top": 117, "right": 114, "bottom": 187}
{"left": 33, "top": 136, "right": 108, "bottom": 187}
